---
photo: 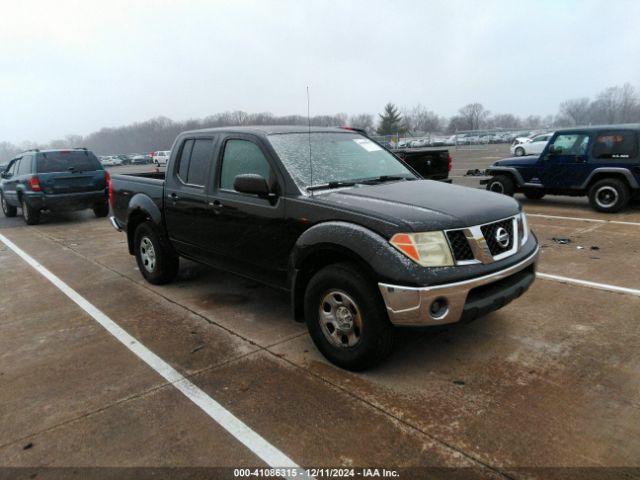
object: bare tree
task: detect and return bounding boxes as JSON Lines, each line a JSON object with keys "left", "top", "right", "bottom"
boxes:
{"left": 559, "top": 98, "right": 591, "bottom": 126}
{"left": 404, "top": 104, "right": 442, "bottom": 133}
{"left": 490, "top": 113, "right": 522, "bottom": 129}
{"left": 348, "top": 114, "right": 374, "bottom": 133}
{"left": 589, "top": 83, "right": 640, "bottom": 124}
{"left": 457, "top": 103, "right": 489, "bottom": 130}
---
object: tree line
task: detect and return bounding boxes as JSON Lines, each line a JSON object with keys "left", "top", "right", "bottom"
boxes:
{"left": 2, "top": 83, "right": 639, "bottom": 161}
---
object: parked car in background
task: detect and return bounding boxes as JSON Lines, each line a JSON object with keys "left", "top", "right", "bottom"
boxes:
{"left": 132, "top": 154, "right": 151, "bottom": 164}
{"left": 483, "top": 125, "right": 640, "bottom": 212}
{"left": 0, "top": 148, "right": 109, "bottom": 224}
{"left": 109, "top": 126, "right": 538, "bottom": 370}
{"left": 100, "top": 156, "right": 122, "bottom": 166}
{"left": 152, "top": 150, "right": 170, "bottom": 166}
{"left": 510, "top": 133, "right": 553, "bottom": 156}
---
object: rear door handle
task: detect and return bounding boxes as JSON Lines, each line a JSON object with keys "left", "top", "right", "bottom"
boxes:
{"left": 169, "top": 193, "right": 179, "bottom": 200}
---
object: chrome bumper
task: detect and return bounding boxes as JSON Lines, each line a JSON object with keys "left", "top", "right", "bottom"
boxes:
{"left": 378, "top": 246, "right": 539, "bottom": 326}
{"left": 109, "top": 216, "right": 123, "bottom": 232}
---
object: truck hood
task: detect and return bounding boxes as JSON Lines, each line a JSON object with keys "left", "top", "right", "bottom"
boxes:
{"left": 494, "top": 156, "right": 539, "bottom": 167}
{"left": 313, "top": 180, "right": 520, "bottom": 231}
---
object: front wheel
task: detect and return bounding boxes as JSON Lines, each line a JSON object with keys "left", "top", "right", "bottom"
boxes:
{"left": 486, "top": 175, "right": 515, "bottom": 196}
{"left": 22, "top": 199, "right": 40, "bottom": 225}
{"left": 304, "top": 263, "right": 394, "bottom": 371}
{"left": 588, "top": 178, "right": 630, "bottom": 213}
{"left": 134, "top": 221, "right": 179, "bottom": 284}
{"left": 515, "top": 146, "right": 525, "bottom": 156}
{"left": 1, "top": 192, "right": 17, "bottom": 217}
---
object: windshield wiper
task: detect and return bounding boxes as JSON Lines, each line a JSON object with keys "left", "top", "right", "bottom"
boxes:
{"left": 307, "top": 180, "right": 357, "bottom": 191}
{"left": 359, "top": 175, "right": 415, "bottom": 184}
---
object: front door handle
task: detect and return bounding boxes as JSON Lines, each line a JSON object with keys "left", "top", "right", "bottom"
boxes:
{"left": 169, "top": 193, "right": 179, "bottom": 200}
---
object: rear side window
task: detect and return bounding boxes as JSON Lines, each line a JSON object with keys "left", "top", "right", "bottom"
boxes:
{"left": 592, "top": 131, "right": 638, "bottom": 160}
{"left": 175, "top": 139, "right": 212, "bottom": 187}
{"left": 220, "top": 140, "right": 272, "bottom": 190}
{"left": 36, "top": 151, "right": 102, "bottom": 173}
{"left": 177, "top": 140, "right": 194, "bottom": 182}
{"left": 18, "top": 156, "right": 32, "bottom": 175}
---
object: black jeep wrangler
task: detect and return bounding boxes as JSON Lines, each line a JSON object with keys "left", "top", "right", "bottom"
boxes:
{"left": 483, "top": 124, "right": 640, "bottom": 213}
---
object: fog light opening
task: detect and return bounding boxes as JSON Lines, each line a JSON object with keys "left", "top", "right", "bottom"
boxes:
{"left": 429, "top": 297, "right": 449, "bottom": 320}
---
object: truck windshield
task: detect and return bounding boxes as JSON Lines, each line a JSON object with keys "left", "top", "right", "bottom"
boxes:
{"left": 268, "top": 132, "right": 415, "bottom": 189}
{"left": 36, "top": 151, "right": 102, "bottom": 173}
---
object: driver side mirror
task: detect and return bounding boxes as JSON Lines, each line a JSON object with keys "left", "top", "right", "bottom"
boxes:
{"left": 1, "top": 172, "right": 10, "bottom": 179}
{"left": 233, "top": 174, "right": 273, "bottom": 198}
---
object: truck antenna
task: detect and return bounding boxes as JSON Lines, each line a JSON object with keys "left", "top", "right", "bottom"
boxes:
{"left": 307, "top": 86, "right": 313, "bottom": 195}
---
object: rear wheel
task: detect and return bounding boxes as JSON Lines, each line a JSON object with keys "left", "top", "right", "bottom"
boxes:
{"left": 304, "top": 263, "right": 394, "bottom": 371}
{"left": 93, "top": 201, "right": 109, "bottom": 217}
{"left": 486, "top": 175, "right": 515, "bottom": 196}
{"left": 134, "top": 221, "right": 179, "bottom": 284}
{"left": 515, "top": 146, "right": 525, "bottom": 156}
{"left": 22, "top": 199, "right": 40, "bottom": 225}
{"left": 1, "top": 192, "right": 17, "bottom": 217}
{"left": 524, "top": 191, "right": 545, "bottom": 200}
{"left": 588, "top": 178, "right": 630, "bottom": 213}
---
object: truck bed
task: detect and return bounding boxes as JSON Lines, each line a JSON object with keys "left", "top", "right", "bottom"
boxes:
{"left": 110, "top": 172, "right": 165, "bottom": 224}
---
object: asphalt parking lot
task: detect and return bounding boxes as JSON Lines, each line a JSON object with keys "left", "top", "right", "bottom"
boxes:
{"left": 1, "top": 144, "right": 640, "bottom": 478}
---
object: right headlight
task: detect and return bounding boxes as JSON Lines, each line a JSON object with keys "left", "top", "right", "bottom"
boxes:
{"left": 389, "top": 231, "right": 454, "bottom": 267}
{"left": 518, "top": 212, "right": 529, "bottom": 246}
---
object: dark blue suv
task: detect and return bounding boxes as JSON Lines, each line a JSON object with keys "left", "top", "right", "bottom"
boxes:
{"left": 482, "top": 124, "right": 640, "bottom": 213}
{"left": 0, "top": 148, "right": 110, "bottom": 224}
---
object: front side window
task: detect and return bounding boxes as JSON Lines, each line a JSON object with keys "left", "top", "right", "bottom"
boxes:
{"left": 220, "top": 139, "right": 272, "bottom": 191}
{"left": 592, "top": 131, "right": 638, "bottom": 160}
{"left": 7, "top": 159, "right": 20, "bottom": 175}
{"left": 268, "top": 132, "right": 414, "bottom": 188}
{"left": 550, "top": 133, "right": 590, "bottom": 156}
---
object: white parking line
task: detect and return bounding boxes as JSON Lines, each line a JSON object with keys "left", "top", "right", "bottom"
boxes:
{"left": 0, "top": 233, "right": 308, "bottom": 479}
{"left": 538, "top": 272, "right": 640, "bottom": 297}
{"left": 528, "top": 213, "right": 640, "bottom": 227}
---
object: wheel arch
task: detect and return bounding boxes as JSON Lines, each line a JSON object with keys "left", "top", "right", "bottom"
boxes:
{"left": 485, "top": 167, "right": 524, "bottom": 186}
{"left": 288, "top": 221, "right": 407, "bottom": 322}
{"left": 582, "top": 168, "right": 639, "bottom": 191}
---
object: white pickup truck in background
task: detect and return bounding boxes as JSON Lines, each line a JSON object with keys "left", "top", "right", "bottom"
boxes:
{"left": 152, "top": 150, "right": 171, "bottom": 166}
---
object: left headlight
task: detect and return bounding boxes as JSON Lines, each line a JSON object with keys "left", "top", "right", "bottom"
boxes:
{"left": 389, "top": 231, "right": 454, "bottom": 267}
{"left": 518, "top": 212, "right": 529, "bottom": 246}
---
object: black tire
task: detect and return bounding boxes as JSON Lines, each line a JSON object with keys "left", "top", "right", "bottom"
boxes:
{"left": 486, "top": 175, "right": 515, "bottom": 197}
{"left": 133, "top": 221, "right": 179, "bottom": 284}
{"left": 22, "top": 199, "right": 40, "bottom": 225}
{"left": 304, "top": 262, "right": 394, "bottom": 371}
{"left": 93, "top": 201, "right": 109, "bottom": 218}
{"left": 1, "top": 192, "right": 17, "bottom": 217}
{"left": 524, "top": 191, "right": 545, "bottom": 200}
{"left": 515, "top": 146, "right": 525, "bottom": 156}
{"left": 588, "top": 178, "right": 630, "bottom": 213}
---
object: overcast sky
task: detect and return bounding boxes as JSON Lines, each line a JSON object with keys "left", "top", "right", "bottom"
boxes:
{"left": 1, "top": 0, "right": 639, "bottom": 143}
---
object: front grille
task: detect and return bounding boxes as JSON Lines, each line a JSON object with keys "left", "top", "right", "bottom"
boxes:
{"left": 481, "top": 218, "right": 514, "bottom": 256}
{"left": 446, "top": 230, "right": 474, "bottom": 261}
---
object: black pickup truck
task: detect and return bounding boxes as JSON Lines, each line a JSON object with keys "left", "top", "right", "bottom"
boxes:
{"left": 110, "top": 126, "right": 539, "bottom": 370}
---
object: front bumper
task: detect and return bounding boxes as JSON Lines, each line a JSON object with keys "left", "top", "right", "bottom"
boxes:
{"left": 378, "top": 246, "right": 539, "bottom": 326}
